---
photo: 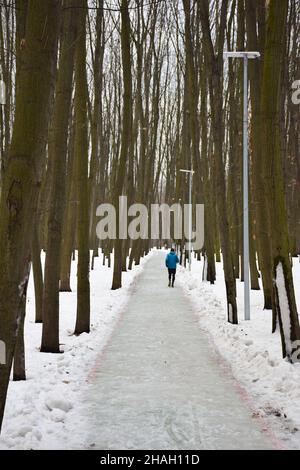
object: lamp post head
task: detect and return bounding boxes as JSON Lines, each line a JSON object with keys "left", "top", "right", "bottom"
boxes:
{"left": 179, "top": 169, "right": 195, "bottom": 174}
{"left": 223, "top": 51, "right": 260, "bottom": 60}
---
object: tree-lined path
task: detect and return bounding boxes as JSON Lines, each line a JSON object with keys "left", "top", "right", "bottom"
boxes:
{"left": 84, "top": 252, "right": 272, "bottom": 450}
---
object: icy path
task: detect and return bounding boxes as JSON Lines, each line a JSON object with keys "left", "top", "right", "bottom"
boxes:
{"left": 84, "top": 252, "right": 272, "bottom": 450}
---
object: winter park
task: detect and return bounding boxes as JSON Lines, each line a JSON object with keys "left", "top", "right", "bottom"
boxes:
{"left": 0, "top": 0, "right": 300, "bottom": 454}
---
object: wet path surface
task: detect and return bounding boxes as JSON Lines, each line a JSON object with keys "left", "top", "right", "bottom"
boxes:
{"left": 84, "top": 252, "right": 273, "bottom": 450}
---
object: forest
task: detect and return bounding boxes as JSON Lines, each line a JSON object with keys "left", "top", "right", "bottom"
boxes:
{"left": 0, "top": 0, "right": 299, "bottom": 449}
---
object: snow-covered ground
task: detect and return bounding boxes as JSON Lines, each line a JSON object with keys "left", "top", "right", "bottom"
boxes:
{"left": 0, "top": 250, "right": 153, "bottom": 450}
{"left": 1, "top": 248, "right": 300, "bottom": 450}
{"left": 79, "top": 252, "right": 273, "bottom": 450}
{"left": 178, "top": 255, "right": 300, "bottom": 450}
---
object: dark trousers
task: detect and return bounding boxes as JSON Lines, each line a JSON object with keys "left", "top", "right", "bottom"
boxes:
{"left": 168, "top": 268, "right": 176, "bottom": 284}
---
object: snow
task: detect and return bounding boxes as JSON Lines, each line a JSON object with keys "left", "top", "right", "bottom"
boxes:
{"left": 77, "top": 252, "right": 272, "bottom": 450}
{"left": 276, "top": 262, "right": 292, "bottom": 356}
{"left": 18, "top": 272, "right": 30, "bottom": 299}
{"left": 178, "top": 255, "right": 300, "bottom": 449}
{"left": 202, "top": 254, "right": 207, "bottom": 281}
{"left": 0, "top": 249, "right": 153, "bottom": 450}
{"left": 1, "top": 249, "right": 300, "bottom": 449}
{"left": 228, "top": 303, "right": 233, "bottom": 324}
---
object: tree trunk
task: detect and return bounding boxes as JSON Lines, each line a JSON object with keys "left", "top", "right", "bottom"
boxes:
{"left": 13, "top": 264, "right": 30, "bottom": 381}
{"left": 199, "top": 0, "right": 238, "bottom": 323}
{"left": 199, "top": 55, "right": 216, "bottom": 284}
{"left": 111, "top": 0, "right": 132, "bottom": 290}
{"left": 31, "top": 224, "right": 43, "bottom": 323}
{"left": 246, "top": 0, "right": 273, "bottom": 308}
{"left": 89, "top": 1, "right": 104, "bottom": 247}
{"left": 60, "top": 124, "right": 76, "bottom": 292}
{"left": 41, "top": 0, "right": 79, "bottom": 353}
{"left": 261, "top": 0, "right": 300, "bottom": 360}
{"left": 0, "top": 0, "right": 60, "bottom": 431}
{"left": 74, "top": 0, "right": 90, "bottom": 334}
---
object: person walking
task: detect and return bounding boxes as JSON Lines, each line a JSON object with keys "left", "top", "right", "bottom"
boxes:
{"left": 165, "top": 248, "right": 179, "bottom": 287}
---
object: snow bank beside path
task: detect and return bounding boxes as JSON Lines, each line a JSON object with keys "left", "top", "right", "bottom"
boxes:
{"left": 0, "top": 250, "right": 153, "bottom": 450}
{"left": 178, "top": 256, "right": 300, "bottom": 450}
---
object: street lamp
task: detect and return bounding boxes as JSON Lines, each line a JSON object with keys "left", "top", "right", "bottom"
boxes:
{"left": 180, "top": 168, "right": 194, "bottom": 271}
{"left": 223, "top": 51, "right": 260, "bottom": 321}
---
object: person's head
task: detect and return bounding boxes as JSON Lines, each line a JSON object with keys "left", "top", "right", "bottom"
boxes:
{"left": 171, "top": 248, "right": 175, "bottom": 252}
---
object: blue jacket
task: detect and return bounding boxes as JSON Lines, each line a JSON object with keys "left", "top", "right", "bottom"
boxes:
{"left": 165, "top": 251, "right": 179, "bottom": 269}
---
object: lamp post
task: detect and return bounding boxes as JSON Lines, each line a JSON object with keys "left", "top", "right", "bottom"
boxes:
{"left": 180, "top": 168, "right": 194, "bottom": 271}
{"left": 223, "top": 51, "right": 260, "bottom": 321}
